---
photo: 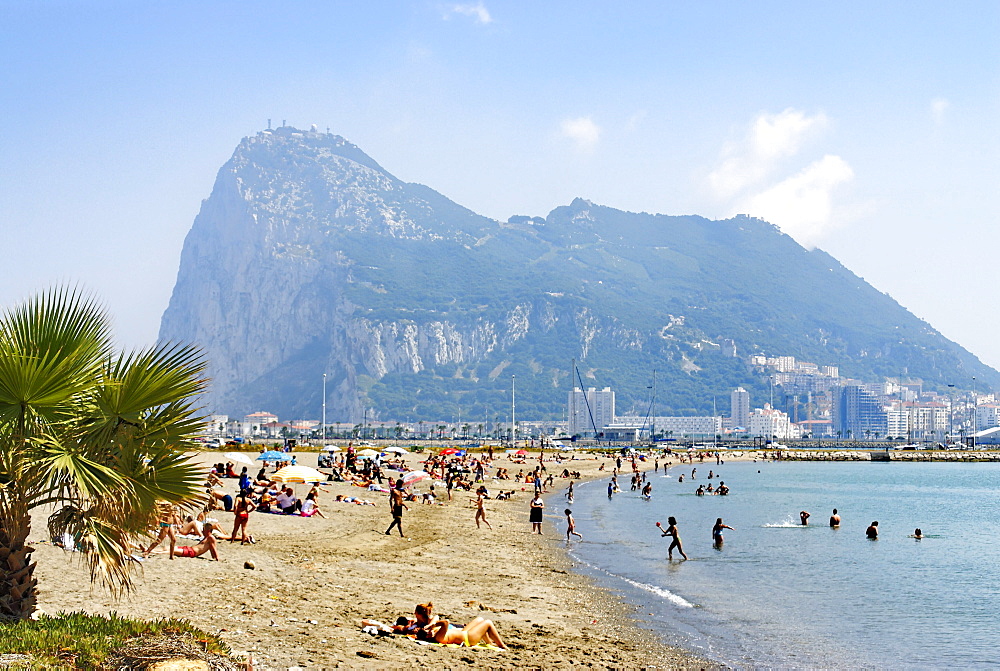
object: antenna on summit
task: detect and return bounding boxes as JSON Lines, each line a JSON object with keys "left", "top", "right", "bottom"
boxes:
{"left": 267, "top": 118, "right": 271, "bottom": 130}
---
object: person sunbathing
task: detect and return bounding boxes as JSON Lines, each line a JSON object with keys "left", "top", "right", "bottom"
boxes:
{"left": 154, "top": 523, "right": 219, "bottom": 560}
{"left": 412, "top": 602, "right": 507, "bottom": 649}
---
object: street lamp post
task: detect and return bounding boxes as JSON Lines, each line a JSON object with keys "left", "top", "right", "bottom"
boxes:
{"left": 511, "top": 374, "right": 516, "bottom": 448}
{"left": 972, "top": 377, "right": 977, "bottom": 450}
{"left": 322, "top": 373, "right": 327, "bottom": 442}
{"left": 947, "top": 384, "right": 955, "bottom": 445}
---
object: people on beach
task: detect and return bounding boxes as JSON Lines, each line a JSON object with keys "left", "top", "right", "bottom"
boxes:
{"left": 229, "top": 489, "right": 256, "bottom": 544}
{"left": 473, "top": 486, "right": 493, "bottom": 530}
{"left": 143, "top": 502, "right": 179, "bottom": 559}
{"left": 712, "top": 517, "right": 734, "bottom": 547}
{"left": 829, "top": 509, "right": 841, "bottom": 527}
{"left": 410, "top": 602, "right": 508, "bottom": 649}
{"left": 155, "top": 522, "right": 219, "bottom": 560}
{"left": 565, "top": 509, "right": 583, "bottom": 540}
{"left": 386, "top": 479, "right": 408, "bottom": 537}
{"left": 866, "top": 521, "right": 879, "bottom": 539}
{"left": 300, "top": 491, "right": 326, "bottom": 518}
{"left": 657, "top": 516, "right": 688, "bottom": 560}
{"left": 529, "top": 492, "right": 544, "bottom": 534}
{"left": 799, "top": 510, "right": 811, "bottom": 525}
{"left": 566, "top": 480, "right": 575, "bottom": 504}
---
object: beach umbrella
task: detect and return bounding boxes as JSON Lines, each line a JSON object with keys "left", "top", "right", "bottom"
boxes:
{"left": 357, "top": 448, "right": 379, "bottom": 458}
{"left": 384, "top": 446, "right": 408, "bottom": 454}
{"left": 224, "top": 452, "right": 255, "bottom": 466}
{"left": 271, "top": 465, "right": 326, "bottom": 483}
{"left": 322, "top": 445, "right": 340, "bottom": 452}
{"left": 515, "top": 449, "right": 527, "bottom": 456}
{"left": 401, "top": 470, "right": 430, "bottom": 487}
{"left": 439, "top": 448, "right": 459, "bottom": 455}
{"left": 257, "top": 450, "right": 286, "bottom": 462}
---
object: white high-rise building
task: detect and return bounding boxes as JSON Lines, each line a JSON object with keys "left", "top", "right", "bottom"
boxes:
{"left": 748, "top": 404, "right": 800, "bottom": 439}
{"left": 976, "top": 405, "right": 1000, "bottom": 431}
{"left": 731, "top": 387, "right": 750, "bottom": 430}
{"left": 567, "top": 387, "right": 616, "bottom": 435}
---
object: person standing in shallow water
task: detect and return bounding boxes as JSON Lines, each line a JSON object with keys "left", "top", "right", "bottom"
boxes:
{"left": 829, "top": 509, "right": 841, "bottom": 527}
{"left": 657, "top": 516, "right": 688, "bottom": 560}
{"left": 866, "top": 521, "right": 879, "bottom": 539}
{"left": 712, "top": 517, "right": 734, "bottom": 548}
{"left": 800, "top": 510, "right": 811, "bottom": 525}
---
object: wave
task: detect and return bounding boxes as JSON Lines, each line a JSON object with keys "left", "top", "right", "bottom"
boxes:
{"left": 568, "top": 551, "right": 695, "bottom": 608}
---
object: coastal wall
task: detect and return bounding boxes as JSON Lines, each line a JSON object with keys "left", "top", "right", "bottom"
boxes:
{"left": 759, "top": 449, "right": 1000, "bottom": 462}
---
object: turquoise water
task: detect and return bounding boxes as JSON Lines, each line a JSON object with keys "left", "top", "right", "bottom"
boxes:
{"left": 565, "top": 460, "right": 1000, "bottom": 668}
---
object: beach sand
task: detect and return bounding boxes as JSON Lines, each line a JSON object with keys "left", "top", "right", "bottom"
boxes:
{"left": 31, "top": 449, "right": 717, "bottom": 669}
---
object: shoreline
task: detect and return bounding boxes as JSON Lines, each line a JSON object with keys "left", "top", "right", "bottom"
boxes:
{"left": 30, "top": 449, "right": 717, "bottom": 669}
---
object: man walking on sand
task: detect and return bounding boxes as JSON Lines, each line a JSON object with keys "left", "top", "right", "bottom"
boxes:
{"left": 386, "top": 479, "right": 408, "bottom": 537}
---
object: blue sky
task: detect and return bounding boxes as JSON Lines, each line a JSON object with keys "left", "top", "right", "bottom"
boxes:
{"left": 2, "top": 1, "right": 998, "bottom": 375}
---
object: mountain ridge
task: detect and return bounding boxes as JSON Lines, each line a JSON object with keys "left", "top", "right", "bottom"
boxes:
{"left": 159, "top": 127, "right": 998, "bottom": 422}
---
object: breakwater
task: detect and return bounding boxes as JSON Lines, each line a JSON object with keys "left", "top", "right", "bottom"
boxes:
{"left": 755, "top": 449, "right": 1000, "bottom": 462}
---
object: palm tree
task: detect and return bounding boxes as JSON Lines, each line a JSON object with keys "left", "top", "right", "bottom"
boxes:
{"left": 0, "top": 288, "right": 207, "bottom": 620}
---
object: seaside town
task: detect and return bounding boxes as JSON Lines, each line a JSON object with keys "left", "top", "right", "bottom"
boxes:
{"left": 216, "top": 355, "right": 999, "bottom": 448}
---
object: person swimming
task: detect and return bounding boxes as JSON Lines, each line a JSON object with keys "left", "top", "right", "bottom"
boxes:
{"left": 913, "top": 528, "right": 923, "bottom": 539}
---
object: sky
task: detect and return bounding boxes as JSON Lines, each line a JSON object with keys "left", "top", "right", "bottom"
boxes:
{"left": 2, "top": 1, "right": 998, "bottom": 375}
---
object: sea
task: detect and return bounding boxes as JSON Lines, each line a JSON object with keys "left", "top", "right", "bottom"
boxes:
{"left": 563, "top": 458, "right": 1000, "bottom": 669}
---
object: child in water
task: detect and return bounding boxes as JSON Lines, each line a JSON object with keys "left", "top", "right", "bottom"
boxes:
{"left": 565, "top": 509, "right": 583, "bottom": 540}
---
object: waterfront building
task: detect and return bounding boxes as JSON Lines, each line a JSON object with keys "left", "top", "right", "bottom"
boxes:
{"left": 654, "top": 415, "right": 723, "bottom": 438}
{"left": 208, "top": 414, "right": 228, "bottom": 435}
{"left": 242, "top": 411, "right": 279, "bottom": 437}
{"left": 832, "top": 384, "right": 888, "bottom": 439}
{"left": 567, "top": 387, "right": 615, "bottom": 435}
{"left": 748, "top": 404, "right": 800, "bottom": 439}
{"left": 975, "top": 404, "right": 1000, "bottom": 431}
{"left": 730, "top": 387, "right": 750, "bottom": 430}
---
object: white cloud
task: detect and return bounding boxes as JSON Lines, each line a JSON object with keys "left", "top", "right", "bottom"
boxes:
{"left": 624, "top": 109, "right": 647, "bottom": 132}
{"left": 931, "top": 97, "right": 950, "bottom": 125}
{"left": 560, "top": 116, "right": 601, "bottom": 152}
{"left": 738, "top": 155, "right": 854, "bottom": 247}
{"left": 709, "top": 108, "right": 828, "bottom": 198}
{"left": 445, "top": 2, "right": 492, "bottom": 24}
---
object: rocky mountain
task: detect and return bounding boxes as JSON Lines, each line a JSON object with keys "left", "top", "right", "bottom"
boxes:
{"left": 159, "top": 126, "right": 999, "bottom": 422}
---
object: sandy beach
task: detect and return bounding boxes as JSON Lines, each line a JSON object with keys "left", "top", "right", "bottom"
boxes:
{"left": 31, "top": 448, "right": 717, "bottom": 669}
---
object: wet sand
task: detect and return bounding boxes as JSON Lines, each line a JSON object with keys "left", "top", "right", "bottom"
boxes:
{"left": 32, "top": 449, "right": 717, "bottom": 669}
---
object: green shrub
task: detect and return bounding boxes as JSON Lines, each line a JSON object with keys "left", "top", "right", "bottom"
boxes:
{"left": 0, "top": 611, "right": 229, "bottom": 668}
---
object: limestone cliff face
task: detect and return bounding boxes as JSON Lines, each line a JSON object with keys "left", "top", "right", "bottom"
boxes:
{"left": 159, "top": 128, "right": 648, "bottom": 420}
{"left": 161, "top": 127, "right": 999, "bottom": 421}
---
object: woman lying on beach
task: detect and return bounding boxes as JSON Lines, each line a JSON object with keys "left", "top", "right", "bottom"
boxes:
{"left": 411, "top": 602, "right": 508, "bottom": 649}
{"left": 153, "top": 522, "right": 219, "bottom": 560}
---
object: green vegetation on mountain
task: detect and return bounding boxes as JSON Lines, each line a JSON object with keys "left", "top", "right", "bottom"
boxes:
{"left": 160, "top": 128, "right": 998, "bottom": 422}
